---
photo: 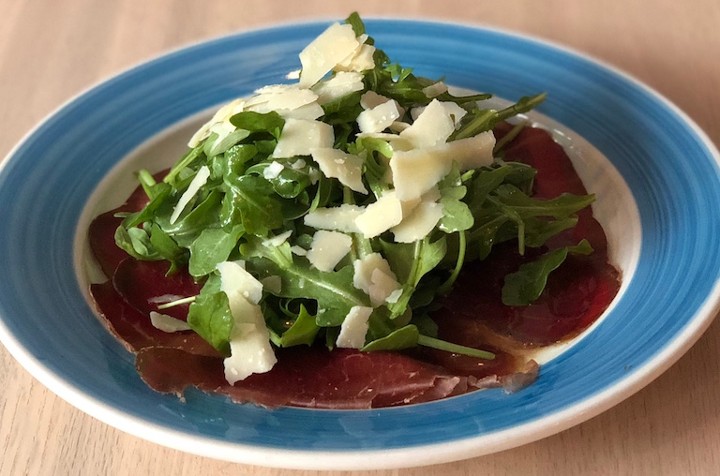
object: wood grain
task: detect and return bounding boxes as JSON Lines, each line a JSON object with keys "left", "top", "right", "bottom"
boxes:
{"left": 1, "top": 1, "right": 719, "bottom": 475}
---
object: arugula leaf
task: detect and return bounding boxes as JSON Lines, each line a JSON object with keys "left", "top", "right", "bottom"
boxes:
{"left": 224, "top": 144, "right": 258, "bottom": 174}
{"left": 465, "top": 163, "right": 536, "bottom": 211}
{"left": 349, "top": 137, "right": 393, "bottom": 196}
{"left": 158, "top": 191, "right": 223, "bottom": 247}
{"left": 240, "top": 234, "right": 368, "bottom": 326}
{"left": 469, "top": 214, "right": 510, "bottom": 260}
{"left": 321, "top": 91, "right": 364, "bottom": 125}
{"left": 502, "top": 239, "right": 594, "bottom": 306}
{"left": 187, "top": 290, "right": 234, "bottom": 355}
{"left": 229, "top": 110, "right": 285, "bottom": 139}
{"left": 149, "top": 223, "right": 185, "bottom": 273}
{"left": 246, "top": 257, "right": 367, "bottom": 326}
{"left": 204, "top": 129, "right": 251, "bottom": 157}
{"left": 224, "top": 174, "right": 283, "bottom": 236}
{"left": 437, "top": 165, "right": 474, "bottom": 233}
{"left": 114, "top": 225, "right": 160, "bottom": 261}
{"left": 523, "top": 216, "right": 578, "bottom": 248}
{"left": 492, "top": 184, "right": 595, "bottom": 218}
{"left": 163, "top": 146, "right": 205, "bottom": 186}
{"left": 362, "top": 324, "right": 419, "bottom": 351}
{"left": 246, "top": 158, "right": 314, "bottom": 199}
{"left": 345, "top": 11, "right": 365, "bottom": 36}
{"left": 188, "top": 225, "right": 244, "bottom": 277}
{"left": 382, "top": 236, "right": 447, "bottom": 318}
{"left": 453, "top": 93, "right": 546, "bottom": 140}
{"left": 278, "top": 304, "right": 320, "bottom": 347}
{"left": 375, "top": 71, "right": 432, "bottom": 107}
{"left": 239, "top": 234, "right": 294, "bottom": 268}
{"left": 121, "top": 182, "right": 172, "bottom": 229}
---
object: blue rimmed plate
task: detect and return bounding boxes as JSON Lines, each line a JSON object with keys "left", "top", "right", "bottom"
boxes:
{"left": 1, "top": 19, "right": 719, "bottom": 470}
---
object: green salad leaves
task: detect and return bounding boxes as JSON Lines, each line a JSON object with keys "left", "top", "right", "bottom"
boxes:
{"left": 114, "top": 12, "right": 595, "bottom": 368}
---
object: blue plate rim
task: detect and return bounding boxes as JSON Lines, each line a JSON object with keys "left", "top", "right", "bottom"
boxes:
{"left": 0, "top": 17, "right": 719, "bottom": 470}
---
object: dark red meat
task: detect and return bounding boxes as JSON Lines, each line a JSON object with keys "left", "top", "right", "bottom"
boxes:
{"left": 90, "top": 281, "right": 219, "bottom": 357}
{"left": 436, "top": 124, "right": 621, "bottom": 346}
{"left": 113, "top": 259, "right": 202, "bottom": 321}
{"left": 137, "top": 347, "right": 473, "bottom": 409}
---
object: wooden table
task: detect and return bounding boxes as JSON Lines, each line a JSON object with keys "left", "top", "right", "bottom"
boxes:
{"left": 1, "top": 1, "right": 719, "bottom": 474}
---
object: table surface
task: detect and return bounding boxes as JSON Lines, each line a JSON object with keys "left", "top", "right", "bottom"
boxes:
{"left": 1, "top": 1, "right": 719, "bottom": 475}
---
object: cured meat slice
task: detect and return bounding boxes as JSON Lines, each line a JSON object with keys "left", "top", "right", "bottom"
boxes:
{"left": 136, "top": 346, "right": 470, "bottom": 409}
{"left": 436, "top": 244, "right": 619, "bottom": 346}
{"left": 90, "top": 281, "right": 219, "bottom": 357}
{"left": 113, "top": 259, "right": 202, "bottom": 321}
{"left": 88, "top": 211, "right": 128, "bottom": 278}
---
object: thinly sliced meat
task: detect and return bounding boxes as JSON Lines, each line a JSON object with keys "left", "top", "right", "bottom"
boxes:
{"left": 90, "top": 281, "right": 219, "bottom": 357}
{"left": 137, "top": 346, "right": 469, "bottom": 409}
{"left": 88, "top": 211, "right": 128, "bottom": 278}
{"left": 113, "top": 258, "right": 202, "bottom": 321}
{"left": 419, "top": 346, "right": 521, "bottom": 380}
{"left": 436, "top": 245, "right": 619, "bottom": 346}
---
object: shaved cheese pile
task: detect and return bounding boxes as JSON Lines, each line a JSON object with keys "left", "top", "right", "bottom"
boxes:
{"left": 187, "top": 22, "right": 494, "bottom": 244}
{"left": 160, "top": 15, "right": 531, "bottom": 381}
{"left": 203, "top": 21, "right": 490, "bottom": 359}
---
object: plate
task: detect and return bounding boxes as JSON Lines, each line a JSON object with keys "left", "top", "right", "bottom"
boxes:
{"left": 1, "top": 19, "right": 719, "bottom": 470}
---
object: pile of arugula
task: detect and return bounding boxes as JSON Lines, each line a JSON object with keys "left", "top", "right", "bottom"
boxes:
{"left": 114, "top": 13, "right": 594, "bottom": 360}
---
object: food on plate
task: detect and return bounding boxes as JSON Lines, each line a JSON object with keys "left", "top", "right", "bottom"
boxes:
{"left": 88, "top": 13, "right": 620, "bottom": 408}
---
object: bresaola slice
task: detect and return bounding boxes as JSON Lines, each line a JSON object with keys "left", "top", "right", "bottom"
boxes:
{"left": 88, "top": 212, "right": 130, "bottom": 278}
{"left": 90, "top": 281, "right": 219, "bottom": 357}
{"left": 137, "top": 347, "right": 470, "bottom": 409}
{"left": 435, "top": 246, "right": 619, "bottom": 346}
{"left": 113, "top": 259, "right": 202, "bottom": 321}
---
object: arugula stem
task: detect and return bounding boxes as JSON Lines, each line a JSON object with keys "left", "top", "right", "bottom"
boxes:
{"left": 493, "top": 121, "right": 528, "bottom": 155}
{"left": 437, "top": 231, "right": 466, "bottom": 295}
{"left": 417, "top": 334, "right": 495, "bottom": 360}
{"left": 453, "top": 109, "right": 496, "bottom": 141}
{"left": 495, "top": 93, "right": 547, "bottom": 123}
{"left": 156, "top": 295, "right": 197, "bottom": 309}
{"left": 453, "top": 92, "right": 546, "bottom": 142}
{"left": 342, "top": 186, "right": 373, "bottom": 260}
{"left": 137, "top": 169, "right": 157, "bottom": 198}
{"left": 487, "top": 195, "right": 526, "bottom": 255}
{"left": 460, "top": 170, "right": 475, "bottom": 183}
{"left": 163, "top": 146, "right": 204, "bottom": 185}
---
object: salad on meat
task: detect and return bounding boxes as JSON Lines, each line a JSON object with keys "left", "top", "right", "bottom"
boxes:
{"left": 88, "top": 13, "right": 619, "bottom": 408}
